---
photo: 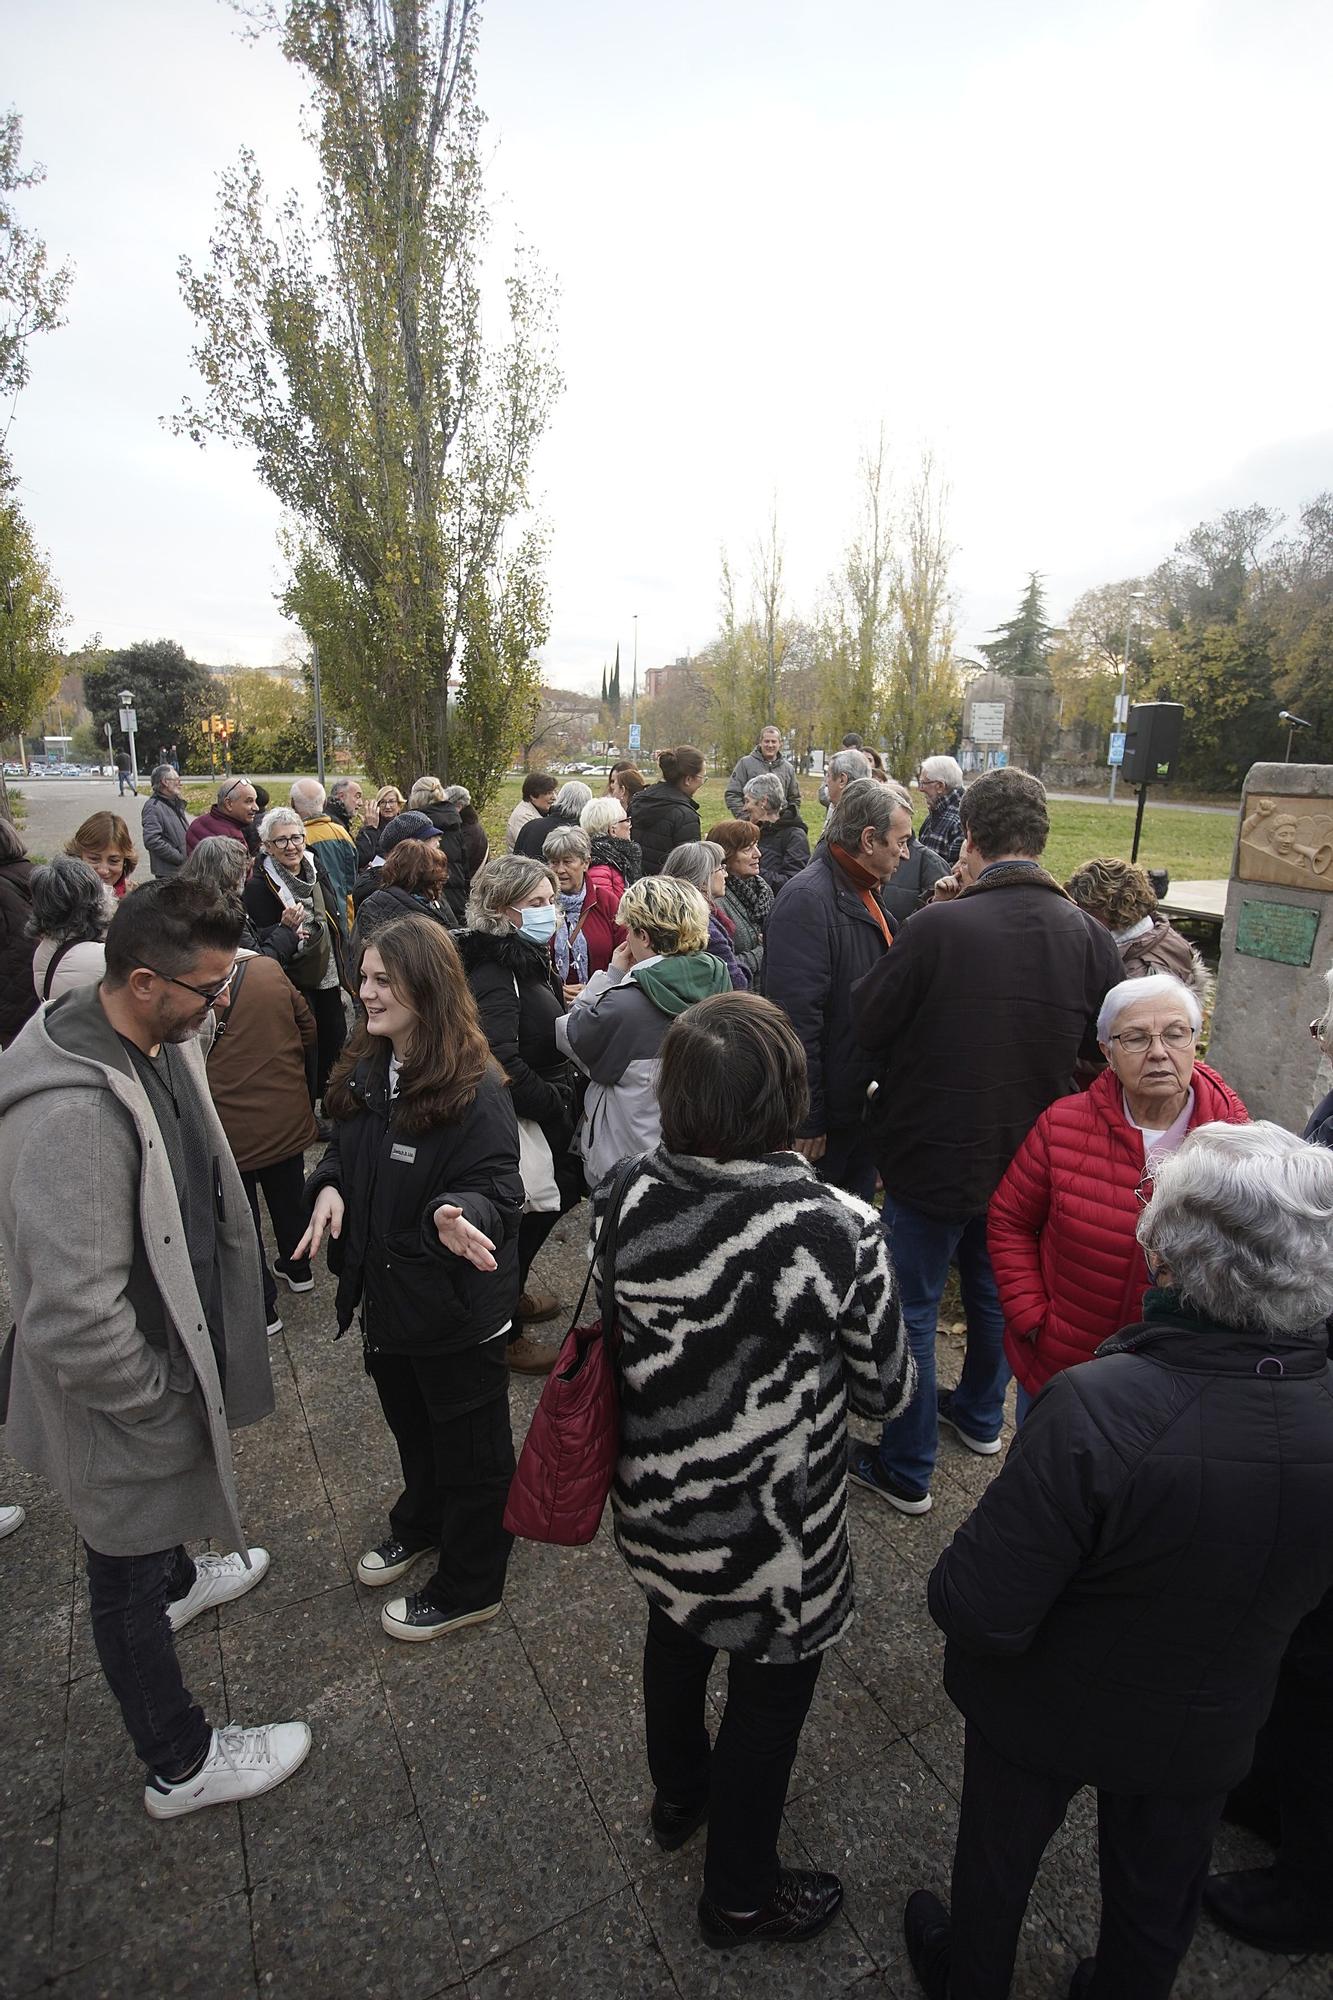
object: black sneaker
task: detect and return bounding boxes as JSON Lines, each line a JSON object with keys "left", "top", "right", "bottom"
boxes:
{"left": 904, "top": 1889, "right": 951, "bottom": 2000}
{"left": 356, "top": 1537, "right": 437, "bottom": 1588}
{"left": 380, "top": 1594, "right": 502, "bottom": 1642}
{"left": 273, "top": 1256, "right": 314, "bottom": 1294}
{"left": 698, "top": 1867, "right": 843, "bottom": 1949}
{"left": 937, "top": 1388, "right": 1002, "bottom": 1456}
{"left": 847, "top": 1441, "right": 933, "bottom": 1515}
{"left": 651, "top": 1793, "right": 709, "bottom": 1851}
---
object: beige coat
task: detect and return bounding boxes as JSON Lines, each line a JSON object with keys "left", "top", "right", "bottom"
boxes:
{"left": 0, "top": 985, "right": 273, "bottom": 1556}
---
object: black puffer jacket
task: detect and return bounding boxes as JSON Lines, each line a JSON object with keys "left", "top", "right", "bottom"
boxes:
{"left": 879, "top": 837, "right": 949, "bottom": 927}
{"left": 454, "top": 926, "right": 573, "bottom": 1147}
{"left": 630, "top": 783, "right": 701, "bottom": 876}
{"left": 757, "top": 808, "right": 810, "bottom": 891}
{"left": 0, "top": 856, "right": 38, "bottom": 1048}
{"left": 423, "top": 802, "right": 469, "bottom": 923}
{"left": 929, "top": 1296, "right": 1333, "bottom": 1798}
{"left": 514, "top": 806, "right": 581, "bottom": 862}
{"left": 351, "top": 886, "right": 454, "bottom": 967}
{"left": 306, "top": 1048, "right": 522, "bottom": 1354}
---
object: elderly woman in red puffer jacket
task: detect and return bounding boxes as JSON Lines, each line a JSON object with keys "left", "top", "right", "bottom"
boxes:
{"left": 988, "top": 972, "right": 1248, "bottom": 1422}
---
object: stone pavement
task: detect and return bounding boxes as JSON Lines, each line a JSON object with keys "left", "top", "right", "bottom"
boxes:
{"left": 0, "top": 1211, "right": 1324, "bottom": 2000}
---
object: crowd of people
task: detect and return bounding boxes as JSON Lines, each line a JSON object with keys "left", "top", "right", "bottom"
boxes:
{"left": 0, "top": 737, "right": 1331, "bottom": 1999}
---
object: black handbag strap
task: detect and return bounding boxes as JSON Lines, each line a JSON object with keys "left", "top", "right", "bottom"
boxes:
{"left": 563, "top": 1154, "right": 640, "bottom": 1342}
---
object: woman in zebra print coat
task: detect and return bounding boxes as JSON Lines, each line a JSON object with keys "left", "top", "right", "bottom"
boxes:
{"left": 593, "top": 992, "right": 914, "bottom": 1951}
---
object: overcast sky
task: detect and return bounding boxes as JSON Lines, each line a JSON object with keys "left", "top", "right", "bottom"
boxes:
{"left": 6, "top": 0, "right": 1331, "bottom": 696}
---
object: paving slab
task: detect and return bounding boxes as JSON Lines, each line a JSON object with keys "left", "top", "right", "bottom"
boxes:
{"left": 4, "top": 1209, "right": 1332, "bottom": 1998}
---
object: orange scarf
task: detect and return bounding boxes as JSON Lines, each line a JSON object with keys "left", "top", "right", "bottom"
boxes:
{"left": 830, "top": 844, "right": 893, "bottom": 947}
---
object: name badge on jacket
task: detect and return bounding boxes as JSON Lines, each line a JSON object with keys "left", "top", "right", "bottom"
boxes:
{"left": 390, "top": 1142, "right": 417, "bottom": 1165}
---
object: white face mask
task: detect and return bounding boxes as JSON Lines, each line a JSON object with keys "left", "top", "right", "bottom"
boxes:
{"left": 517, "top": 905, "right": 560, "bottom": 945}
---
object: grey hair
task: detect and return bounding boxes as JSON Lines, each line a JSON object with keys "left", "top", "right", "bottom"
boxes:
{"left": 826, "top": 777, "right": 906, "bottom": 850}
{"left": 543, "top": 826, "right": 591, "bottom": 866}
{"left": 743, "top": 771, "right": 786, "bottom": 813}
{"left": 920, "top": 755, "right": 963, "bottom": 788}
{"left": 1138, "top": 1121, "right": 1333, "bottom": 1334}
{"left": 179, "top": 836, "right": 249, "bottom": 898}
{"left": 553, "top": 780, "right": 592, "bottom": 817}
{"left": 444, "top": 784, "right": 471, "bottom": 808}
{"left": 580, "top": 796, "right": 624, "bottom": 838}
{"left": 150, "top": 762, "right": 176, "bottom": 791}
{"left": 662, "top": 840, "right": 725, "bottom": 898}
{"left": 259, "top": 805, "right": 303, "bottom": 843}
{"left": 288, "top": 777, "right": 325, "bottom": 817}
{"left": 466, "top": 854, "right": 558, "bottom": 933}
{"left": 1097, "top": 972, "right": 1202, "bottom": 1043}
{"left": 408, "top": 775, "right": 446, "bottom": 809}
{"left": 828, "top": 749, "right": 872, "bottom": 785}
{"left": 328, "top": 775, "right": 357, "bottom": 803}
{"left": 27, "top": 855, "right": 115, "bottom": 945}
{"left": 883, "top": 778, "right": 914, "bottom": 813}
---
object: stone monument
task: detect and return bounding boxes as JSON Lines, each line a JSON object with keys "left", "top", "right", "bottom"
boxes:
{"left": 1206, "top": 761, "right": 1333, "bottom": 1131}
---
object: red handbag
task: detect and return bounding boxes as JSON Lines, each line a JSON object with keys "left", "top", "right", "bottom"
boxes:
{"left": 503, "top": 1157, "right": 639, "bottom": 1545}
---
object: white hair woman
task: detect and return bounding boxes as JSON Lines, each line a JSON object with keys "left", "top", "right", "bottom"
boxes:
{"left": 742, "top": 772, "right": 810, "bottom": 891}
{"left": 241, "top": 806, "right": 348, "bottom": 1106}
{"left": 989, "top": 972, "right": 1248, "bottom": 1423}
{"left": 660, "top": 839, "right": 748, "bottom": 989}
{"left": 541, "top": 824, "right": 601, "bottom": 992}
{"left": 911, "top": 1119, "right": 1333, "bottom": 2000}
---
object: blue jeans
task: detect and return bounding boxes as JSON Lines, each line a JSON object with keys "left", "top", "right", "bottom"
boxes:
{"left": 875, "top": 1195, "right": 1009, "bottom": 1492}
{"left": 1014, "top": 1381, "right": 1035, "bottom": 1425}
{"left": 84, "top": 1542, "right": 213, "bottom": 1777}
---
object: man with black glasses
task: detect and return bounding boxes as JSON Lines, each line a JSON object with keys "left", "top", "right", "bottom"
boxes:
{"left": 184, "top": 775, "right": 259, "bottom": 858}
{"left": 0, "top": 880, "right": 311, "bottom": 1819}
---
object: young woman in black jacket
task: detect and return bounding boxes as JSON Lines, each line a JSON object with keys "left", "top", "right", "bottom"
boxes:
{"left": 297, "top": 914, "right": 524, "bottom": 1643}
{"left": 455, "top": 855, "right": 577, "bottom": 1371}
{"left": 630, "top": 747, "right": 706, "bottom": 875}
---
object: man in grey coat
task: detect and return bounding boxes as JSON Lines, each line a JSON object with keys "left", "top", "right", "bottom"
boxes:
{"left": 0, "top": 880, "right": 310, "bottom": 1819}
{"left": 724, "top": 725, "right": 802, "bottom": 817}
{"left": 139, "top": 763, "right": 192, "bottom": 878}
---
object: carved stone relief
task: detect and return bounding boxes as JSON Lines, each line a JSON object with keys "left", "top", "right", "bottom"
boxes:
{"left": 1237, "top": 795, "right": 1333, "bottom": 891}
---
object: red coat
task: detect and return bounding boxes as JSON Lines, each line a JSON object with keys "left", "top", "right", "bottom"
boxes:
{"left": 988, "top": 1061, "right": 1248, "bottom": 1394}
{"left": 582, "top": 862, "right": 627, "bottom": 975}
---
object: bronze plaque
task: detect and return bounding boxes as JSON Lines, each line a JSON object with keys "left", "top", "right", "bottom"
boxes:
{"left": 1235, "top": 899, "right": 1320, "bottom": 967}
{"left": 1238, "top": 795, "right": 1333, "bottom": 891}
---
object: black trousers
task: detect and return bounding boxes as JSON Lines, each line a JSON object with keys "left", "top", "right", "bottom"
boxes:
{"left": 242, "top": 1154, "right": 311, "bottom": 1317}
{"left": 642, "top": 1602, "right": 821, "bottom": 1910}
{"left": 949, "top": 1722, "right": 1225, "bottom": 2000}
{"left": 365, "top": 1337, "right": 515, "bottom": 1611}
{"left": 1240, "top": 1588, "right": 1333, "bottom": 1881}
{"left": 84, "top": 1543, "right": 211, "bottom": 1778}
{"left": 307, "top": 983, "right": 347, "bottom": 1104}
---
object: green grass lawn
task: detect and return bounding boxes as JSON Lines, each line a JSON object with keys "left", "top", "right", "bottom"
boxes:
{"left": 182, "top": 773, "right": 1237, "bottom": 883}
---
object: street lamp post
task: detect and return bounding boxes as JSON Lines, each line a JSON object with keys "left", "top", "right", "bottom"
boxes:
{"left": 1108, "top": 592, "right": 1148, "bottom": 805}
{"left": 117, "top": 688, "right": 140, "bottom": 794}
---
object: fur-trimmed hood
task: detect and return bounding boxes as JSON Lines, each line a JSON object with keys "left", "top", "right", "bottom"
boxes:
{"left": 453, "top": 924, "right": 553, "bottom": 981}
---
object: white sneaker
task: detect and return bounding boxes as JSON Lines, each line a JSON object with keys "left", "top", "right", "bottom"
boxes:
{"left": 167, "top": 1548, "right": 271, "bottom": 1632}
{"left": 0, "top": 1504, "right": 26, "bottom": 1540}
{"left": 143, "top": 1721, "right": 311, "bottom": 1819}
{"left": 266, "top": 1315, "right": 284, "bottom": 1338}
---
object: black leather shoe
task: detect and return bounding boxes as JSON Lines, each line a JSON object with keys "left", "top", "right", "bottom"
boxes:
{"left": 698, "top": 1867, "right": 844, "bottom": 1949}
{"left": 1203, "top": 1866, "right": 1333, "bottom": 1953}
{"left": 903, "top": 1889, "right": 951, "bottom": 1998}
{"left": 650, "top": 1793, "right": 708, "bottom": 1852}
{"left": 1068, "top": 1960, "right": 1096, "bottom": 1999}
{"left": 1219, "top": 1772, "right": 1281, "bottom": 1847}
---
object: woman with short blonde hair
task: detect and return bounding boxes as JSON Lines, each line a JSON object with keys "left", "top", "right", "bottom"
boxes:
{"left": 555, "top": 874, "right": 728, "bottom": 1187}
{"left": 66, "top": 812, "right": 138, "bottom": 898}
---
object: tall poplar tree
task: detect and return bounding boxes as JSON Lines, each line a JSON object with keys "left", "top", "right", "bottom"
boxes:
{"left": 176, "top": 1, "right": 560, "bottom": 796}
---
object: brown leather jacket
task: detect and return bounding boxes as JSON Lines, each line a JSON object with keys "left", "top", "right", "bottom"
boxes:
{"left": 205, "top": 954, "right": 318, "bottom": 1172}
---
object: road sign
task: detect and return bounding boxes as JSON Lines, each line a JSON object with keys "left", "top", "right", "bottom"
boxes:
{"left": 1108, "top": 730, "right": 1126, "bottom": 767}
{"left": 971, "top": 700, "right": 1006, "bottom": 744}
{"left": 628, "top": 723, "right": 641, "bottom": 753}
{"left": 118, "top": 707, "right": 137, "bottom": 734}
{"left": 1113, "top": 694, "right": 1130, "bottom": 725}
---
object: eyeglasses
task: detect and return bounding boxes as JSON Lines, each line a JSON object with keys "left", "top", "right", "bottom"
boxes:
{"left": 130, "top": 958, "right": 239, "bottom": 1005}
{"left": 218, "top": 778, "right": 251, "bottom": 804}
{"left": 1109, "top": 1024, "right": 1196, "bottom": 1053}
{"left": 268, "top": 832, "right": 305, "bottom": 849}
